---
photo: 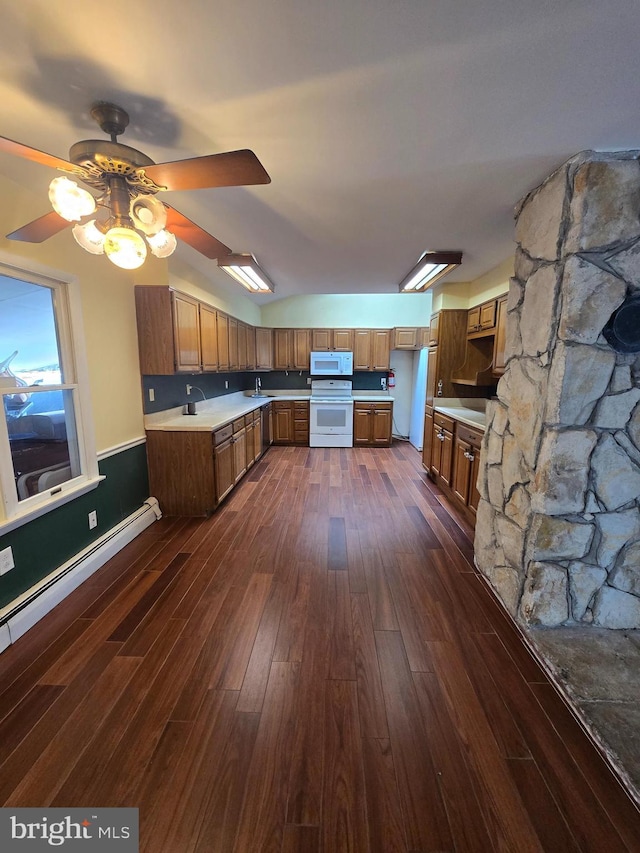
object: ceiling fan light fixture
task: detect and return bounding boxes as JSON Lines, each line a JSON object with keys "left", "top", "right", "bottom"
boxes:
{"left": 104, "top": 225, "right": 147, "bottom": 270}
{"left": 48, "top": 176, "right": 96, "bottom": 222}
{"left": 130, "top": 195, "right": 167, "bottom": 235}
{"left": 146, "top": 228, "right": 177, "bottom": 259}
{"left": 72, "top": 219, "right": 106, "bottom": 255}
{"left": 217, "top": 253, "right": 275, "bottom": 293}
{"left": 398, "top": 251, "right": 463, "bottom": 292}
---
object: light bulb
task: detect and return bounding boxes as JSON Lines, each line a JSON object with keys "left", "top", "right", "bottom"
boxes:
{"left": 48, "top": 176, "right": 96, "bottom": 222}
{"left": 104, "top": 226, "right": 147, "bottom": 270}
{"left": 130, "top": 195, "right": 167, "bottom": 235}
{"left": 146, "top": 229, "right": 177, "bottom": 259}
{"left": 72, "top": 220, "right": 106, "bottom": 254}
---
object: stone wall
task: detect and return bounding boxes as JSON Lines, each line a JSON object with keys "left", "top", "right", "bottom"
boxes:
{"left": 475, "top": 151, "right": 640, "bottom": 628}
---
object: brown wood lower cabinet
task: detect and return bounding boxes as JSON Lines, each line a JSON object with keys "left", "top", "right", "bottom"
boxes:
{"left": 422, "top": 411, "right": 484, "bottom": 524}
{"left": 452, "top": 423, "right": 482, "bottom": 517}
{"left": 273, "top": 400, "right": 309, "bottom": 445}
{"left": 146, "top": 404, "right": 271, "bottom": 516}
{"left": 430, "top": 412, "right": 455, "bottom": 486}
{"left": 353, "top": 402, "right": 393, "bottom": 446}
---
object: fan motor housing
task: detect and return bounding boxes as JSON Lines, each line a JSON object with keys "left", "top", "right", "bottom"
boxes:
{"left": 69, "top": 140, "right": 161, "bottom": 194}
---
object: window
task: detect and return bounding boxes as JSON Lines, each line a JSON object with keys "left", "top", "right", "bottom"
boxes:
{"left": 0, "top": 262, "right": 99, "bottom": 532}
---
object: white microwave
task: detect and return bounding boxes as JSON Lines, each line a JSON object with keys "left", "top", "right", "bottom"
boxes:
{"left": 310, "top": 351, "right": 354, "bottom": 376}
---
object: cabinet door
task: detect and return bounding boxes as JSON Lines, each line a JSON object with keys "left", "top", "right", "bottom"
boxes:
{"left": 452, "top": 437, "right": 472, "bottom": 505}
{"left": 246, "top": 325, "right": 256, "bottom": 370}
{"left": 333, "top": 329, "right": 353, "bottom": 351}
{"left": 255, "top": 328, "right": 274, "bottom": 369}
{"left": 253, "top": 412, "right": 262, "bottom": 462}
{"left": 237, "top": 322, "right": 248, "bottom": 370}
{"left": 372, "top": 407, "right": 392, "bottom": 445}
{"left": 228, "top": 318, "right": 238, "bottom": 370}
{"left": 353, "top": 330, "right": 372, "bottom": 370}
{"left": 274, "top": 329, "right": 292, "bottom": 369}
{"left": 393, "top": 328, "right": 418, "bottom": 349}
{"left": 428, "top": 312, "right": 440, "bottom": 346}
{"left": 217, "top": 313, "right": 230, "bottom": 371}
{"left": 293, "top": 329, "right": 311, "bottom": 369}
{"left": 273, "top": 404, "right": 293, "bottom": 443}
{"left": 493, "top": 295, "right": 508, "bottom": 375}
{"left": 467, "top": 306, "right": 481, "bottom": 334}
{"left": 233, "top": 427, "right": 247, "bottom": 483}
{"left": 372, "top": 330, "right": 391, "bottom": 370}
{"left": 214, "top": 437, "right": 235, "bottom": 503}
{"left": 311, "top": 329, "right": 331, "bottom": 351}
{"left": 479, "top": 299, "right": 497, "bottom": 330}
{"left": 440, "top": 429, "right": 454, "bottom": 487}
{"left": 173, "top": 293, "right": 201, "bottom": 372}
{"left": 200, "top": 305, "right": 218, "bottom": 371}
{"left": 353, "top": 406, "right": 372, "bottom": 444}
{"left": 431, "top": 422, "right": 443, "bottom": 478}
{"left": 469, "top": 448, "right": 481, "bottom": 515}
{"left": 135, "top": 286, "right": 176, "bottom": 374}
{"left": 425, "top": 347, "right": 439, "bottom": 408}
{"left": 422, "top": 408, "right": 434, "bottom": 471}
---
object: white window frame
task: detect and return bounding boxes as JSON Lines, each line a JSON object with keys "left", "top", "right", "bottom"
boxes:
{"left": 0, "top": 258, "right": 102, "bottom": 535}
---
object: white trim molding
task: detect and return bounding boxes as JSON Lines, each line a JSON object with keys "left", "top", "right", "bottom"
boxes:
{"left": 0, "top": 497, "right": 162, "bottom": 646}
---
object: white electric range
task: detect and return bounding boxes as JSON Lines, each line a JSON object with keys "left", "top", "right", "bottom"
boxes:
{"left": 309, "top": 379, "right": 354, "bottom": 447}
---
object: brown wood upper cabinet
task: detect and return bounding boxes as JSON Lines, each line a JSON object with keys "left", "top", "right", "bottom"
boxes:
{"left": 273, "top": 329, "right": 311, "bottom": 370}
{"left": 255, "top": 327, "right": 274, "bottom": 370}
{"left": 353, "top": 329, "right": 391, "bottom": 371}
{"left": 135, "top": 286, "right": 203, "bottom": 374}
{"left": 492, "top": 294, "right": 508, "bottom": 375}
{"left": 467, "top": 298, "right": 498, "bottom": 337}
{"left": 311, "top": 328, "right": 354, "bottom": 351}
{"left": 392, "top": 327, "right": 425, "bottom": 350}
{"left": 428, "top": 312, "right": 440, "bottom": 347}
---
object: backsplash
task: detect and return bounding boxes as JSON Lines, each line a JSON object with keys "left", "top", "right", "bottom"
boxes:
{"left": 141, "top": 370, "right": 388, "bottom": 414}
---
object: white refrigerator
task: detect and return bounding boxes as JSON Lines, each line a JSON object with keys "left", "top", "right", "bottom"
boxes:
{"left": 409, "top": 347, "right": 428, "bottom": 450}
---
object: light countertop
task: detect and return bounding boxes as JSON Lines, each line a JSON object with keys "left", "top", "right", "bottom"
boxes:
{"left": 434, "top": 405, "right": 486, "bottom": 431}
{"left": 145, "top": 390, "right": 395, "bottom": 433}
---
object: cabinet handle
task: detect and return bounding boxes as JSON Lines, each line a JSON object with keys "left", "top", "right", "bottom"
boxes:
{"left": 464, "top": 450, "right": 475, "bottom": 461}
{"left": 437, "top": 431, "right": 445, "bottom": 441}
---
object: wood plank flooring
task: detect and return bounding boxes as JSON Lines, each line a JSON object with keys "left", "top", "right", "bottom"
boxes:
{"left": 1, "top": 443, "right": 639, "bottom": 851}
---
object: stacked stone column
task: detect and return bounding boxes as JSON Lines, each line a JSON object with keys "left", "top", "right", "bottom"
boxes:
{"left": 475, "top": 151, "right": 640, "bottom": 628}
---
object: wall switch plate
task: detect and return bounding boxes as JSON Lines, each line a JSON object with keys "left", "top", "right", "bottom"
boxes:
{"left": 149, "top": 388, "right": 155, "bottom": 402}
{"left": 225, "top": 381, "right": 229, "bottom": 389}
{"left": 88, "top": 510, "right": 98, "bottom": 530}
{"left": 0, "top": 546, "right": 14, "bottom": 575}
{"left": 186, "top": 384, "right": 192, "bottom": 395}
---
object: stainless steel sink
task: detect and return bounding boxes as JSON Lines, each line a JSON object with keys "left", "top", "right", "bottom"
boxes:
{"left": 251, "top": 393, "right": 271, "bottom": 398}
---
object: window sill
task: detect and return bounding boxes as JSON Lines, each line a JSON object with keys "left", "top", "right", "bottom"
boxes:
{"left": 0, "top": 475, "right": 105, "bottom": 536}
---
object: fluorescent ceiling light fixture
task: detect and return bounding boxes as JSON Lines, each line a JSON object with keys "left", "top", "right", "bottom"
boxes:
{"left": 217, "top": 253, "right": 275, "bottom": 293}
{"left": 398, "top": 251, "right": 463, "bottom": 292}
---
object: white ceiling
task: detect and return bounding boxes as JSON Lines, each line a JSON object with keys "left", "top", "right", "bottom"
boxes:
{"left": 0, "top": 0, "right": 638, "bottom": 303}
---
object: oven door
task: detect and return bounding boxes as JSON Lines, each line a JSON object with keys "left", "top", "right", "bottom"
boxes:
{"left": 310, "top": 400, "right": 354, "bottom": 434}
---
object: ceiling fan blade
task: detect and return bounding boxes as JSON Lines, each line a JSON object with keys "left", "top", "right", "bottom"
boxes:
{"left": 6, "top": 211, "right": 71, "bottom": 243}
{"left": 164, "top": 205, "right": 232, "bottom": 259}
{"left": 0, "top": 135, "right": 77, "bottom": 172}
{"left": 144, "top": 150, "right": 271, "bottom": 192}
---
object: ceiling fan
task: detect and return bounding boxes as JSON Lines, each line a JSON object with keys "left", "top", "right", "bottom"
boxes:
{"left": 0, "top": 102, "right": 270, "bottom": 269}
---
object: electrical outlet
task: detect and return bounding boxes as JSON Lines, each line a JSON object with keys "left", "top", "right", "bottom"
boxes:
{"left": 88, "top": 510, "right": 98, "bottom": 530}
{"left": 149, "top": 388, "right": 155, "bottom": 402}
{"left": 307, "top": 377, "right": 312, "bottom": 385}
{"left": 0, "top": 546, "right": 14, "bottom": 575}
{"left": 186, "top": 384, "right": 192, "bottom": 395}
{"left": 225, "top": 380, "right": 229, "bottom": 389}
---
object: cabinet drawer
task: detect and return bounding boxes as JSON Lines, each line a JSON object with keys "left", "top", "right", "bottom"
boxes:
{"left": 456, "top": 423, "right": 483, "bottom": 448}
{"left": 294, "top": 401, "right": 309, "bottom": 411}
{"left": 434, "top": 412, "right": 455, "bottom": 432}
{"left": 233, "top": 417, "right": 246, "bottom": 432}
{"left": 273, "top": 400, "right": 291, "bottom": 410}
{"left": 213, "top": 423, "right": 233, "bottom": 445}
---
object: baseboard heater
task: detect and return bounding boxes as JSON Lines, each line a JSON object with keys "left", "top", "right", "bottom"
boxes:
{"left": 0, "top": 497, "right": 162, "bottom": 654}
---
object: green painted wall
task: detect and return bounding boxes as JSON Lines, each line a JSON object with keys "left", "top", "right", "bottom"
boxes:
{"left": 0, "top": 443, "right": 149, "bottom": 611}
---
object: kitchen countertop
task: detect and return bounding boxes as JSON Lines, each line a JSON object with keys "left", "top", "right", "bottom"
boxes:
{"left": 145, "top": 390, "right": 395, "bottom": 433}
{"left": 434, "top": 404, "right": 486, "bottom": 431}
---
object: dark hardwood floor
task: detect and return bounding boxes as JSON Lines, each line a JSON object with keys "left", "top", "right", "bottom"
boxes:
{"left": 1, "top": 443, "right": 639, "bottom": 851}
